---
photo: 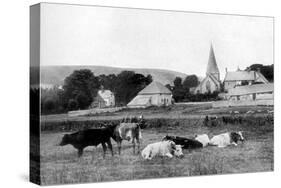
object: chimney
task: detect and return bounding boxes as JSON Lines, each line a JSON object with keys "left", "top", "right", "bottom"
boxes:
{"left": 257, "top": 67, "right": 261, "bottom": 73}
{"left": 225, "top": 68, "right": 228, "bottom": 73}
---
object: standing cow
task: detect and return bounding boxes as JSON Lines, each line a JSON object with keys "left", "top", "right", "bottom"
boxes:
{"left": 111, "top": 115, "right": 145, "bottom": 154}
{"left": 59, "top": 127, "right": 114, "bottom": 158}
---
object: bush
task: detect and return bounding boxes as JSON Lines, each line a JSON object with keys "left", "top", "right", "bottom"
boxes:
{"left": 68, "top": 99, "right": 78, "bottom": 111}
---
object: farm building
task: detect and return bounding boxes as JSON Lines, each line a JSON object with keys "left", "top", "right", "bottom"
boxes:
{"left": 127, "top": 81, "right": 172, "bottom": 108}
{"left": 223, "top": 68, "right": 269, "bottom": 92}
{"left": 227, "top": 83, "right": 273, "bottom": 101}
{"left": 193, "top": 44, "right": 221, "bottom": 94}
{"left": 91, "top": 88, "right": 115, "bottom": 108}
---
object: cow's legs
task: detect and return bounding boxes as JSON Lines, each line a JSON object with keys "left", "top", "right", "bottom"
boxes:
{"left": 136, "top": 138, "right": 140, "bottom": 154}
{"left": 107, "top": 140, "right": 114, "bottom": 156}
{"left": 78, "top": 148, "right": 83, "bottom": 157}
{"left": 117, "top": 140, "right": 122, "bottom": 155}
{"left": 101, "top": 142, "right": 107, "bottom": 158}
{"left": 132, "top": 138, "right": 136, "bottom": 154}
{"left": 165, "top": 153, "right": 173, "bottom": 158}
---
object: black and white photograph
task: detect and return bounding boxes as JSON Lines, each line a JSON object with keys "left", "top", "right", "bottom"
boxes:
{"left": 30, "top": 3, "right": 274, "bottom": 186}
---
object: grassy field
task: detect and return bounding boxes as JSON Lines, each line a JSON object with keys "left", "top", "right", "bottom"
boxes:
{"left": 40, "top": 112, "right": 274, "bottom": 185}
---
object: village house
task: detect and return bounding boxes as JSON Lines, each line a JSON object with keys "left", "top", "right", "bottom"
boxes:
{"left": 227, "top": 83, "right": 273, "bottom": 101}
{"left": 223, "top": 68, "right": 269, "bottom": 92}
{"left": 91, "top": 87, "right": 115, "bottom": 108}
{"left": 193, "top": 44, "right": 221, "bottom": 94}
{"left": 127, "top": 81, "right": 172, "bottom": 108}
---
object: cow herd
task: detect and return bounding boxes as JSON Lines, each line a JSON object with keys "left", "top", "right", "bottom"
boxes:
{"left": 59, "top": 115, "right": 245, "bottom": 160}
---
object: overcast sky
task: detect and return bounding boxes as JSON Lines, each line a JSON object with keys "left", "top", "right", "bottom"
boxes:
{"left": 41, "top": 3, "right": 273, "bottom": 77}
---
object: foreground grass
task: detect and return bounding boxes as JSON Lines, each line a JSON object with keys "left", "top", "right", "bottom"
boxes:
{"left": 40, "top": 116, "right": 273, "bottom": 185}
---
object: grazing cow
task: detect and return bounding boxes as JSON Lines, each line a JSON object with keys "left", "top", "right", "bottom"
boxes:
{"left": 194, "top": 134, "right": 210, "bottom": 147}
{"left": 141, "top": 141, "right": 183, "bottom": 160}
{"left": 209, "top": 131, "right": 244, "bottom": 147}
{"left": 111, "top": 117, "right": 144, "bottom": 154}
{"left": 59, "top": 128, "right": 114, "bottom": 158}
{"left": 162, "top": 135, "right": 203, "bottom": 149}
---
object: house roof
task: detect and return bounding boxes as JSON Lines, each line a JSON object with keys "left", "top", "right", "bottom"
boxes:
{"left": 227, "top": 83, "right": 273, "bottom": 96}
{"left": 127, "top": 95, "right": 151, "bottom": 107}
{"left": 98, "top": 90, "right": 113, "bottom": 99}
{"left": 138, "top": 81, "right": 172, "bottom": 95}
{"left": 206, "top": 44, "right": 220, "bottom": 75}
{"left": 224, "top": 71, "right": 256, "bottom": 81}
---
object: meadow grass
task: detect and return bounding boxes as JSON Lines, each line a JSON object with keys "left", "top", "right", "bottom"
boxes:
{"left": 40, "top": 115, "right": 273, "bottom": 185}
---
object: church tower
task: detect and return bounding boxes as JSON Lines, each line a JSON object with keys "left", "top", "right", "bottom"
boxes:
{"left": 206, "top": 44, "right": 220, "bottom": 81}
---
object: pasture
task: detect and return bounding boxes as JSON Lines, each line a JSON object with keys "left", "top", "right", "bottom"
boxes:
{"left": 40, "top": 112, "right": 273, "bottom": 185}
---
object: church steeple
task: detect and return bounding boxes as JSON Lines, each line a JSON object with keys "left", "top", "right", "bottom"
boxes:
{"left": 206, "top": 44, "right": 220, "bottom": 81}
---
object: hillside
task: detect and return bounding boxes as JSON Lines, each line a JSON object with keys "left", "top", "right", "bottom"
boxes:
{"left": 32, "top": 65, "right": 188, "bottom": 86}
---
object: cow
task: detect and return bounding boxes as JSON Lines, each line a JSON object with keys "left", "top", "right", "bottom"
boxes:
{"left": 59, "top": 127, "right": 114, "bottom": 158}
{"left": 141, "top": 140, "right": 184, "bottom": 160}
{"left": 111, "top": 116, "right": 145, "bottom": 154}
{"left": 162, "top": 135, "right": 203, "bottom": 149}
{"left": 209, "top": 131, "right": 245, "bottom": 147}
{"left": 194, "top": 134, "right": 210, "bottom": 147}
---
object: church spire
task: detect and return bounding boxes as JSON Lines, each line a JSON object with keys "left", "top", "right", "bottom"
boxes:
{"left": 206, "top": 44, "right": 219, "bottom": 75}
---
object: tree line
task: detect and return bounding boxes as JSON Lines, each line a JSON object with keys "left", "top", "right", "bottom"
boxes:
{"left": 41, "top": 69, "right": 152, "bottom": 114}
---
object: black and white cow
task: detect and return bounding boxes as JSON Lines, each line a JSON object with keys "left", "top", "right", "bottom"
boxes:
{"left": 162, "top": 135, "right": 203, "bottom": 149}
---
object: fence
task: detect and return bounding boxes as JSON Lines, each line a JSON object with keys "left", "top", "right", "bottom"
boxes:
{"left": 212, "top": 99, "right": 274, "bottom": 108}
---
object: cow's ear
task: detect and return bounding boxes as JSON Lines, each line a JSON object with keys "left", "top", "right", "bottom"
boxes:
{"left": 180, "top": 145, "right": 184, "bottom": 148}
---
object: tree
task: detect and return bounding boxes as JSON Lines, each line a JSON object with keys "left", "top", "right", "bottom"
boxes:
{"left": 172, "top": 77, "right": 185, "bottom": 102}
{"left": 63, "top": 69, "right": 100, "bottom": 110}
{"left": 182, "top": 75, "right": 199, "bottom": 92}
{"left": 246, "top": 64, "right": 274, "bottom": 82}
{"left": 115, "top": 71, "right": 152, "bottom": 105}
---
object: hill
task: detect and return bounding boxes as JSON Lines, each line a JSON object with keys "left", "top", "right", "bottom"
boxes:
{"left": 33, "top": 65, "right": 188, "bottom": 86}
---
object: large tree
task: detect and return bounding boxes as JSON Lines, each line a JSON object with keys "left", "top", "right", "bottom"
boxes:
{"left": 62, "top": 69, "right": 100, "bottom": 110}
{"left": 246, "top": 64, "right": 274, "bottom": 82}
{"left": 182, "top": 75, "right": 199, "bottom": 92}
{"left": 115, "top": 71, "right": 152, "bottom": 105}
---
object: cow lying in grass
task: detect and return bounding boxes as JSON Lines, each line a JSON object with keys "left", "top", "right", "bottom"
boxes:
{"left": 194, "top": 134, "right": 210, "bottom": 147}
{"left": 59, "top": 128, "right": 114, "bottom": 158}
{"left": 209, "top": 131, "right": 244, "bottom": 147}
{"left": 162, "top": 135, "right": 203, "bottom": 149}
{"left": 141, "top": 140, "right": 183, "bottom": 160}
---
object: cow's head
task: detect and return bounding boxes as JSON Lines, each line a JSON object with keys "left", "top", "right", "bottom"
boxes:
{"left": 59, "top": 134, "right": 71, "bottom": 146}
{"left": 170, "top": 142, "right": 184, "bottom": 158}
{"left": 231, "top": 131, "right": 245, "bottom": 143}
{"left": 162, "top": 135, "right": 174, "bottom": 141}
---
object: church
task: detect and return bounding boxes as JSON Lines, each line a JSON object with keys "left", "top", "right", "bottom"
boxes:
{"left": 193, "top": 45, "right": 221, "bottom": 94}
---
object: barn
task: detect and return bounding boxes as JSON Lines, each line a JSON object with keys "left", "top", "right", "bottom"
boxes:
{"left": 127, "top": 81, "right": 172, "bottom": 108}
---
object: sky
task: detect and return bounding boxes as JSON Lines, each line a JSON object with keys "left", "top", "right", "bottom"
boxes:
{"left": 40, "top": 3, "right": 274, "bottom": 78}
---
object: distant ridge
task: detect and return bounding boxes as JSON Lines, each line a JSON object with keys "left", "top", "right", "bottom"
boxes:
{"left": 33, "top": 65, "right": 189, "bottom": 86}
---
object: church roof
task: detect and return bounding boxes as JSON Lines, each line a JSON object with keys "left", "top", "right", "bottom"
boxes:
{"left": 138, "top": 81, "right": 172, "bottom": 95}
{"left": 224, "top": 71, "right": 256, "bottom": 81}
{"left": 206, "top": 44, "right": 220, "bottom": 75}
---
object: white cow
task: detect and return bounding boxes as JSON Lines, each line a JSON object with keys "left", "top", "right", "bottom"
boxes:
{"left": 209, "top": 131, "right": 244, "bottom": 148}
{"left": 141, "top": 141, "right": 183, "bottom": 160}
{"left": 194, "top": 134, "right": 210, "bottom": 147}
